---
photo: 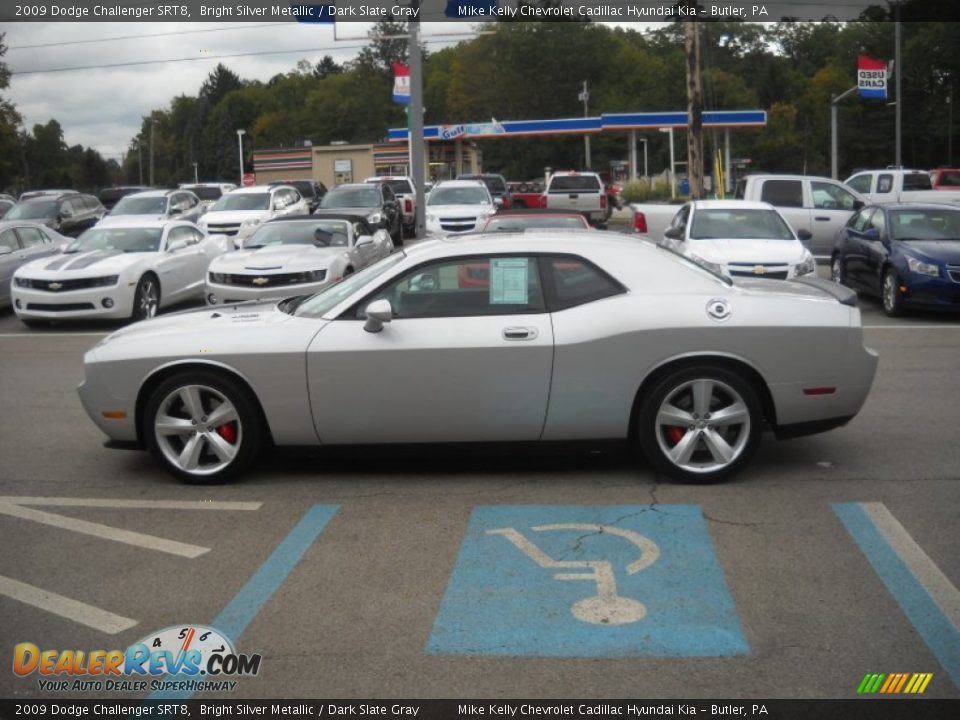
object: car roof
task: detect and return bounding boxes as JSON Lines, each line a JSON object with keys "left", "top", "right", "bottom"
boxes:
{"left": 124, "top": 190, "right": 176, "bottom": 198}
{"left": 436, "top": 229, "right": 647, "bottom": 252}
{"left": 432, "top": 179, "right": 487, "bottom": 188}
{"left": 232, "top": 185, "right": 283, "bottom": 193}
{"left": 330, "top": 183, "right": 378, "bottom": 190}
{"left": 871, "top": 203, "right": 960, "bottom": 211}
{"left": 691, "top": 200, "right": 774, "bottom": 211}
{"left": 487, "top": 209, "right": 585, "bottom": 218}
{"left": 90, "top": 219, "right": 192, "bottom": 229}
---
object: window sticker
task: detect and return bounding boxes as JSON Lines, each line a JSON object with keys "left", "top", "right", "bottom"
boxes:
{"left": 490, "top": 258, "right": 529, "bottom": 304}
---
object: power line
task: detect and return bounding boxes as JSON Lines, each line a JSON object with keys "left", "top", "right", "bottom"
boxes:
{"left": 6, "top": 23, "right": 286, "bottom": 50}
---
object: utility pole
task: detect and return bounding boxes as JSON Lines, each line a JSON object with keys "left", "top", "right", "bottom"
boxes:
{"left": 831, "top": 85, "right": 858, "bottom": 179}
{"left": 579, "top": 80, "right": 591, "bottom": 169}
{"left": 894, "top": 1, "right": 902, "bottom": 167}
{"left": 408, "top": 1, "right": 426, "bottom": 239}
{"left": 149, "top": 118, "right": 155, "bottom": 187}
{"left": 684, "top": 15, "right": 704, "bottom": 199}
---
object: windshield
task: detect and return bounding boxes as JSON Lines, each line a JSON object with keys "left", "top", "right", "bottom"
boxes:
{"left": 890, "top": 209, "right": 960, "bottom": 240}
{"left": 245, "top": 221, "right": 351, "bottom": 249}
{"left": 689, "top": 209, "right": 795, "bottom": 241}
{"left": 6, "top": 201, "right": 57, "bottom": 220}
{"left": 211, "top": 193, "right": 270, "bottom": 211}
{"left": 111, "top": 196, "right": 167, "bottom": 215}
{"left": 293, "top": 252, "right": 405, "bottom": 318}
{"left": 428, "top": 186, "right": 490, "bottom": 206}
{"left": 484, "top": 215, "right": 588, "bottom": 231}
{"left": 548, "top": 175, "right": 601, "bottom": 192}
{"left": 183, "top": 186, "right": 223, "bottom": 201}
{"left": 66, "top": 227, "right": 163, "bottom": 254}
{"left": 321, "top": 187, "right": 380, "bottom": 209}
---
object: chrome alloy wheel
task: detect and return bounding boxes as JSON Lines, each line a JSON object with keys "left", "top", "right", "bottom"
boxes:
{"left": 831, "top": 256, "right": 843, "bottom": 284}
{"left": 137, "top": 278, "right": 159, "bottom": 318}
{"left": 154, "top": 384, "right": 242, "bottom": 477}
{"left": 882, "top": 271, "right": 898, "bottom": 314}
{"left": 654, "top": 378, "right": 751, "bottom": 475}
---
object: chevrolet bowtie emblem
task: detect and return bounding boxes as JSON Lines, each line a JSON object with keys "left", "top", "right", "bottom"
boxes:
{"left": 48, "top": 282, "right": 63, "bottom": 290}
{"left": 252, "top": 277, "right": 269, "bottom": 286}
{"left": 752, "top": 266, "right": 767, "bottom": 275}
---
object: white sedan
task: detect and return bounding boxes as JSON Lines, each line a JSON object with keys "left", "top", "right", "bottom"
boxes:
{"left": 11, "top": 220, "right": 230, "bottom": 326}
{"left": 661, "top": 200, "right": 817, "bottom": 280}
{"left": 425, "top": 180, "right": 497, "bottom": 237}
{"left": 205, "top": 213, "right": 393, "bottom": 305}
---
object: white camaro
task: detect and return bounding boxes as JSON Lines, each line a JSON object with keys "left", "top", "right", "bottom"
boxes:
{"left": 660, "top": 200, "right": 817, "bottom": 280}
{"left": 11, "top": 220, "right": 230, "bottom": 326}
{"left": 205, "top": 213, "right": 394, "bottom": 305}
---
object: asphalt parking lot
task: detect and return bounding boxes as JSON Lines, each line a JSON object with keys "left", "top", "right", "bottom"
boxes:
{"left": 1, "top": 273, "right": 958, "bottom": 701}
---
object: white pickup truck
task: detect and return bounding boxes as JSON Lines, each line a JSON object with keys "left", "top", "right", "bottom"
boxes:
{"left": 631, "top": 174, "right": 865, "bottom": 258}
{"left": 544, "top": 171, "right": 609, "bottom": 225}
{"left": 844, "top": 169, "right": 960, "bottom": 206}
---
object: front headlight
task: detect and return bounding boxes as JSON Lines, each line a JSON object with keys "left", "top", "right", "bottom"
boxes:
{"left": 241, "top": 218, "right": 262, "bottom": 228}
{"left": 208, "top": 272, "right": 227, "bottom": 283}
{"left": 14, "top": 277, "right": 30, "bottom": 288}
{"left": 795, "top": 256, "right": 816, "bottom": 276}
{"left": 688, "top": 253, "right": 725, "bottom": 277}
{"left": 299, "top": 269, "right": 327, "bottom": 283}
{"left": 367, "top": 213, "right": 383, "bottom": 224}
{"left": 906, "top": 256, "right": 940, "bottom": 278}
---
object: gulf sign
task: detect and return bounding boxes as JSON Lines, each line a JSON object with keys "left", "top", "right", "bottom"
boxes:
{"left": 858, "top": 55, "right": 887, "bottom": 99}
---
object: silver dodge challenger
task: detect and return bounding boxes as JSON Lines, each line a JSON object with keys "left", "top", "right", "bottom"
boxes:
{"left": 78, "top": 231, "right": 878, "bottom": 485}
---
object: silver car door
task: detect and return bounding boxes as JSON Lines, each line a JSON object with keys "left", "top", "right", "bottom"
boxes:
{"left": 306, "top": 255, "right": 553, "bottom": 444}
{"left": 156, "top": 226, "right": 200, "bottom": 302}
{"left": 807, "top": 180, "right": 861, "bottom": 258}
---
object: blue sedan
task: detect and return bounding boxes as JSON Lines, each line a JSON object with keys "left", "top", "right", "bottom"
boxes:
{"left": 831, "top": 204, "right": 960, "bottom": 316}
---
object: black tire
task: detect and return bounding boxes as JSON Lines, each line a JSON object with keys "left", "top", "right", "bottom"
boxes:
{"left": 882, "top": 267, "right": 904, "bottom": 317}
{"left": 637, "top": 365, "right": 763, "bottom": 484}
{"left": 131, "top": 274, "right": 160, "bottom": 321}
{"left": 831, "top": 254, "right": 846, "bottom": 285}
{"left": 143, "top": 370, "right": 263, "bottom": 484}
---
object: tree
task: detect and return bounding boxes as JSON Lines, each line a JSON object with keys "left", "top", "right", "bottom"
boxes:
{"left": 314, "top": 55, "right": 344, "bottom": 79}
{"left": 0, "top": 33, "right": 23, "bottom": 191}
{"left": 199, "top": 64, "right": 243, "bottom": 107}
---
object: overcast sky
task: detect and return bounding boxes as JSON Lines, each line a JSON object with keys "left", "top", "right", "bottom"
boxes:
{"left": 2, "top": 3, "right": 868, "bottom": 162}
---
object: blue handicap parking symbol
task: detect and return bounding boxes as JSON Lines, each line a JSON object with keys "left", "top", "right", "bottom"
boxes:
{"left": 427, "top": 505, "right": 748, "bottom": 657}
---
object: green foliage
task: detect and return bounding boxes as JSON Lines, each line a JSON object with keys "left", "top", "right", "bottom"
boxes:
{"left": 621, "top": 179, "right": 673, "bottom": 203}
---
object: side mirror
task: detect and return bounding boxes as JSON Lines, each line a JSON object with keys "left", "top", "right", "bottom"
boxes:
{"left": 0, "top": 245, "right": 12, "bottom": 255}
{"left": 356, "top": 234, "right": 374, "bottom": 247}
{"left": 864, "top": 228, "right": 880, "bottom": 241}
{"left": 797, "top": 229, "right": 813, "bottom": 241}
{"left": 167, "top": 239, "right": 188, "bottom": 253}
{"left": 664, "top": 226, "right": 684, "bottom": 240}
{"left": 363, "top": 298, "right": 393, "bottom": 333}
{"left": 169, "top": 206, "right": 182, "bottom": 216}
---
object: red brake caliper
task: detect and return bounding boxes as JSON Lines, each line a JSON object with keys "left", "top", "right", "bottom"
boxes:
{"left": 666, "top": 427, "right": 686, "bottom": 446}
{"left": 216, "top": 422, "right": 237, "bottom": 444}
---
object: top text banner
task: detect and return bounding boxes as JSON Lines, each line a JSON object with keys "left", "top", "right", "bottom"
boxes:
{"left": 0, "top": 1, "right": 889, "bottom": 23}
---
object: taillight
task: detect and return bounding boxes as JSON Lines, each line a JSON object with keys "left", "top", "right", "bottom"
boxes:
{"left": 404, "top": 198, "right": 412, "bottom": 214}
{"left": 600, "top": 194, "right": 608, "bottom": 209}
{"left": 633, "top": 212, "right": 648, "bottom": 234}
{"left": 502, "top": 197, "right": 510, "bottom": 209}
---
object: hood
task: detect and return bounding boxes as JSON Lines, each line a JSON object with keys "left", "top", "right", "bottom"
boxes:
{"left": 99, "top": 214, "right": 167, "bottom": 225}
{"left": 895, "top": 239, "right": 960, "bottom": 264}
{"left": 210, "top": 244, "right": 346, "bottom": 273}
{"left": 687, "top": 238, "right": 808, "bottom": 264}
{"left": 200, "top": 210, "right": 270, "bottom": 224}
{"left": 427, "top": 204, "right": 495, "bottom": 218}
{"left": 16, "top": 250, "right": 148, "bottom": 277}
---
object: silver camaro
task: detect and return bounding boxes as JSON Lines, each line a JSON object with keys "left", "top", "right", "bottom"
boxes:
{"left": 78, "top": 232, "right": 878, "bottom": 485}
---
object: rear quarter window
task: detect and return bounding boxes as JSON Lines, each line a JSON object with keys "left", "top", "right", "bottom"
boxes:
{"left": 548, "top": 176, "right": 602, "bottom": 193}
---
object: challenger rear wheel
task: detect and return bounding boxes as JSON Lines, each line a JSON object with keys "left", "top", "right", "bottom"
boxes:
{"left": 144, "top": 371, "right": 262, "bottom": 484}
{"left": 638, "top": 366, "right": 762, "bottom": 484}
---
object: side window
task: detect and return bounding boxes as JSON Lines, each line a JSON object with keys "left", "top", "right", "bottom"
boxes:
{"left": 0, "top": 228, "right": 18, "bottom": 251}
{"left": 671, "top": 205, "right": 690, "bottom": 230}
{"left": 849, "top": 208, "right": 874, "bottom": 232}
{"left": 60, "top": 198, "right": 79, "bottom": 215}
{"left": 877, "top": 174, "right": 894, "bottom": 194}
{"left": 16, "top": 226, "right": 48, "bottom": 248}
{"left": 811, "top": 181, "right": 857, "bottom": 211}
{"left": 845, "top": 174, "right": 872, "bottom": 194}
{"left": 288, "top": 189, "right": 302, "bottom": 205}
{"left": 759, "top": 180, "right": 803, "bottom": 208}
{"left": 868, "top": 210, "right": 886, "bottom": 237}
{"left": 356, "top": 256, "right": 545, "bottom": 319}
{"left": 542, "top": 255, "right": 625, "bottom": 311}
{"left": 189, "top": 227, "right": 205, "bottom": 244}
{"left": 167, "top": 226, "right": 196, "bottom": 247}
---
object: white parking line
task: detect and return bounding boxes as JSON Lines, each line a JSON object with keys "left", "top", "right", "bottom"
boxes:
{"left": 0, "top": 332, "right": 109, "bottom": 338}
{"left": 862, "top": 502, "right": 960, "bottom": 630}
{"left": 0, "top": 503, "right": 209, "bottom": 558}
{"left": 864, "top": 325, "right": 960, "bottom": 330}
{"left": 0, "top": 497, "right": 262, "bottom": 511}
{"left": 0, "top": 574, "right": 138, "bottom": 634}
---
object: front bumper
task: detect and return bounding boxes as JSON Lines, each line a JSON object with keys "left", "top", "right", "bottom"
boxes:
{"left": 205, "top": 278, "right": 330, "bottom": 304}
{"left": 77, "top": 355, "right": 140, "bottom": 444}
{"left": 898, "top": 270, "right": 960, "bottom": 310}
{"left": 12, "top": 283, "right": 136, "bottom": 320}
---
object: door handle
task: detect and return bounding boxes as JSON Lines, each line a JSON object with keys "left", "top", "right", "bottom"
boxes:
{"left": 814, "top": 216, "right": 831, "bottom": 221}
{"left": 502, "top": 326, "right": 537, "bottom": 341}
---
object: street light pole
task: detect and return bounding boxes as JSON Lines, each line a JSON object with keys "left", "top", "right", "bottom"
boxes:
{"left": 831, "top": 85, "right": 858, "bottom": 179}
{"left": 660, "top": 127, "right": 676, "bottom": 199}
{"left": 237, "top": 129, "right": 246, "bottom": 185}
{"left": 192, "top": 162, "right": 199, "bottom": 184}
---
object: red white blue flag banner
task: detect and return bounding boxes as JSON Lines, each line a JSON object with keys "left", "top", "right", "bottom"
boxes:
{"left": 858, "top": 55, "right": 888, "bottom": 99}
{"left": 393, "top": 63, "right": 411, "bottom": 105}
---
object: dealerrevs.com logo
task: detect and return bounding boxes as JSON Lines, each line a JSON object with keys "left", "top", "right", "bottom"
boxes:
{"left": 13, "top": 625, "right": 261, "bottom": 693}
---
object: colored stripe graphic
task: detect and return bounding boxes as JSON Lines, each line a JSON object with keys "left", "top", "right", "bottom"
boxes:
{"left": 858, "top": 672, "right": 933, "bottom": 694}
{"left": 149, "top": 504, "right": 338, "bottom": 700}
{"left": 834, "top": 502, "right": 960, "bottom": 688}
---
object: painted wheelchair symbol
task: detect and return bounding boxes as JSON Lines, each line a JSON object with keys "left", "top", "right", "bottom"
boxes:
{"left": 486, "top": 524, "right": 660, "bottom": 626}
